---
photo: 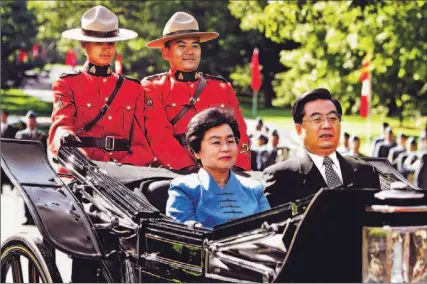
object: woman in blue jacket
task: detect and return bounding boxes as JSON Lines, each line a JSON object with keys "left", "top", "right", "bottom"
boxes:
{"left": 166, "top": 107, "right": 270, "bottom": 229}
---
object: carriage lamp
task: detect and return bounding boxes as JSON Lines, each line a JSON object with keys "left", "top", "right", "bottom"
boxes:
{"left": 362, "top": 190, "right": 427, "bottom": 283}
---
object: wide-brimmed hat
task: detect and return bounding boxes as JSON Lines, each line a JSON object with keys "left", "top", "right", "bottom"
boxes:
{"left": 62, "top": 5, "right": 137, "bottom": 42}
{"left": 146, "top": 12, "right": 219, "bottom": 49}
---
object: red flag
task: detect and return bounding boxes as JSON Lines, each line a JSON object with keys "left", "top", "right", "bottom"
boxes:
{"left": 360, "top": 52, "right": 372, "bottom": 118}
{"left": 18, "top": 49, "right": 28, "bottom": 63}
{"left": 115, "top": 53, "right": 123, "bottom": 74}
{"left": 251, "top": 48, "right": 261, "bottom": 92}
{"left": 32, "top": 44, "right": 39, "bottom": 59}
{"left": 65, "top": 48, "right": 77, "bottom": 68}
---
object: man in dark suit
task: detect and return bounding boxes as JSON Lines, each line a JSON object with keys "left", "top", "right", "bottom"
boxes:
{"left": 1, "top": 110, "right": 19, "bottom": 138}
{"left": 1, "top": 110, "right": 20, "bottom": 193}
{"left": 15, "top": 110, "right": 47, "bottom": 225}
{"left": 262, "top": 88, "right": 380, "bottom": 208}
{"left": 388, "top": 133, "right": 408, "bottom": 166}
{"left": 371, "top": 122, "right": 389, "bottom": 156}
{"left": 15, "top": 110, "right": 47, "bottom": 150}
{"left": 345, "top": 135, "right": 366, "bottom": 158}
{"left": 373, "top": 126, "right": 396, "bottom": 158}
{"left": 414, "top": 130, "right": 426, "bottom": 189}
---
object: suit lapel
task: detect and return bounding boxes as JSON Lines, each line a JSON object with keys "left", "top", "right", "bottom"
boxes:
{"left": 300, "top": 151, "right": 327, "bottom": 194}
{"left": 337, "top": 152, "right": 357, "bottom": 187}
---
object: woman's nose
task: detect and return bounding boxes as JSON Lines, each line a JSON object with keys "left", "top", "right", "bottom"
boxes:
{"left": 221, "top": 142, "right": 230, "bottom": 151}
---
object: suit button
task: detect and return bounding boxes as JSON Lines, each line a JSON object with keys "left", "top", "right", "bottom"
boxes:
{"left": 196, "top": 98, "right": 200, "bottom": 102}
{"left": 108, "top": 116, "right": 112, "bottom": 120}
{"left": 220, "top": 104, "right": 225, "bottom": 107}
{"left": 172, "top": 103, "right": 176, "bottom": 107}
{"left": 126, "top": 106, "right": 131, "bottom": 110}
{"left": 190, "top": 84, "right": 194, "bottom": 88}
{"left": 105, "top": 97, "right": 109, "bottom": 101}
{"left": 103, "top": 79, "right": 107, "bottom": 83}
{"left": 87, "top": 103, "right": 91, "bottom": 107}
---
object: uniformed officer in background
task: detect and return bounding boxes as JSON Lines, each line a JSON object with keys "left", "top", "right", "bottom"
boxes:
{"left": 142, "top": 12, "right": 251, "bottom": 172}
{"left": 49, "top": 6, "right": 154, "bottom": 169}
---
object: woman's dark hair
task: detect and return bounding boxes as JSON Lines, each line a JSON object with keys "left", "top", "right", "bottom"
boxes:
{"left": 292, "top": 88, "right": 342, "bottom": 124}
{"left": 186, "top": 107, "right": 240, "bottom": 154}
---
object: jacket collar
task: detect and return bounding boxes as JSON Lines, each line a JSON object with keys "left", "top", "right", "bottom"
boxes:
{"left": 300, "top": 149, "right": 358, "bottom": 187}
{"left": 198, "top": 168, "right": 237, "bottom": 191}
{"left": 84, "top": 61, "right": 112, "bottom": 77}
{"left": 169, "top": 68, "right": 199, "bottom": 82}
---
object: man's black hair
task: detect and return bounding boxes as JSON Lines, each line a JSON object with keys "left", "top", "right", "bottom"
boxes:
{"left": 292, "top": 88, "right": 342, "bottom": 124}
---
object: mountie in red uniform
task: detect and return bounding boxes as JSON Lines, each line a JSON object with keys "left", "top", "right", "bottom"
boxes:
{"left": 142, "top": 69, "right": 251, "bottom": 171}
{"left": 49, "top": 62, "right": 155, "bottom": 167}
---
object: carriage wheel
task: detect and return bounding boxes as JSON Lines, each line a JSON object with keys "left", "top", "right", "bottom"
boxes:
{"left": 1, "top": 233, "right": 62, "bottom": 283}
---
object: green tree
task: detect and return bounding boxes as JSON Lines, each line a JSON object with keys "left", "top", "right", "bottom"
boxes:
{"left": 229, "top": 1, "right": 427, "bottom": 121}
{"left": 28, "top": 1, "right": 287, "bottom": 107}
{"left": 1, "top": 0, "right": 38, "bottom": 88}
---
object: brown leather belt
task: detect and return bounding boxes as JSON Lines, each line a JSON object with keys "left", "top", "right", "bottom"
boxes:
{"left": 78, "top": 136, "right": 130, "bottom": 151}
{"left": 174, "top": 134, "right": 187, "bottom": 146}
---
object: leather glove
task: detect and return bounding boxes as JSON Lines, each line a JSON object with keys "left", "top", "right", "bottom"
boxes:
{"left": 60, "top": 133, "right": 82, "bottom": 147}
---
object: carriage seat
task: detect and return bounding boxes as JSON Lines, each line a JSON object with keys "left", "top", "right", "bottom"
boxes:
{"left": 140, "top": 179, "right": 173, "bottom": 214}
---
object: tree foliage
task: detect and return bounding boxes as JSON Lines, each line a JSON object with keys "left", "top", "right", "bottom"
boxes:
{"left": 229, "top": 0, "right": 427, "bottom": 119}
{"left": 1, "top": 1, "right": 38, "bottom": 88}
{"left": 27, "top": 1, "right": 287, "bottom": 107}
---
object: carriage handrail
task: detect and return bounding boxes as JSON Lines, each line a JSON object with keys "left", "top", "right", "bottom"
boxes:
{"left": 58, "top": 146, "right": 160, "bottom": 222}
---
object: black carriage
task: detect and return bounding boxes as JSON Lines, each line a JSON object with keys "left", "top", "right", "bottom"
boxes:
{"left": 1, "top": 138, "right": 426, "bottom": 283}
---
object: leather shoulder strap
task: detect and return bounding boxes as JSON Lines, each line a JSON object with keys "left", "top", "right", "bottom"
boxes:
{"left": 78, "top": 75, "right": 124, "bottom": 133}
{"left": 170, "top": 74, "right": 207, "bottom": 126}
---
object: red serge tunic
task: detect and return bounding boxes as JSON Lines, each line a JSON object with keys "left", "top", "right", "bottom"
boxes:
{"left": 142, "top": 69, "right": 251, "bottom": 170}
{"left": 49, "top": 64, "right": 154, "bottom": 166}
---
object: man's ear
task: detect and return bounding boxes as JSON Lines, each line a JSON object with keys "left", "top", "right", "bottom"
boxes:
{"left": 295, "top": 123, "right": 302, "bottom": 136}
{"left": 161, "top": 47, "right": 169, "bottom": 61}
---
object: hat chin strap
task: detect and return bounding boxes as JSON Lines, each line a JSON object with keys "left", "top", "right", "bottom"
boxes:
{"left": 81, "top": 28, "right": 119, "bottom": 38}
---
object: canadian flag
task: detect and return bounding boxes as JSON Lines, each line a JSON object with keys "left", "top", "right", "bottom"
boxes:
{"left": 251, "top": 48, "right": 261, "bottom": 92}
{"left": 360, "top": 53, "right": 371, "bottom": 118}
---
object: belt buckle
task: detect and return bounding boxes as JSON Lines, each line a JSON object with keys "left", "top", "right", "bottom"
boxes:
{"left": 105, "top": 136, "right": 115, "bottom": 151}
{"left": 189, "top": 97, "right": 196, "bottom": 104}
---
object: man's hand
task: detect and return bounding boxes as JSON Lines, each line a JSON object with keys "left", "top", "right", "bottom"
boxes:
{"left": 60, "top": 133, "right": 82, "bottom": 147}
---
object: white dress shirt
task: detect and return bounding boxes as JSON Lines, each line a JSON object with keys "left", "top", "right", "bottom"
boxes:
{"left": 305, "top": 150, "right": 344, "bottom": 184}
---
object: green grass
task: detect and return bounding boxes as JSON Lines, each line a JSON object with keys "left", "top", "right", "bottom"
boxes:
{"left": 240, "top": 105, "right": 426, "bottom": 154}
{"left": 0, "top": 88, "right": 52, "bottom": 117}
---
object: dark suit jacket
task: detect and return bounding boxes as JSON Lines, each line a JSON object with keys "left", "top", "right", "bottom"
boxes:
{"left": 15, "top": 129, "right": 47, "bottom": 150}
{"left": 262, "top": 150, "right": 381, "bottom": 208}
{"left": 414, "top": 152, "right": 427, "bottom": 190}
{"left": 371, "top": 136, "right": 384, "bottom": 156}
{"left": 373, "top": 141, "right": 397, "bottom": 158}
{"left": 1, "top": 123, "right": 19, "bottom": 139}
{"left": 388, "top": 146, "right": 406, "bottom": 163}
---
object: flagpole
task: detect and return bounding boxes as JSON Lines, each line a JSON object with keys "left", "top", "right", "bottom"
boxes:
{"left": 252, "top": 91, "right": 258, "bottom": 117}
{"left": 366, "top": 75, "right": 371, "bottom": 153}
